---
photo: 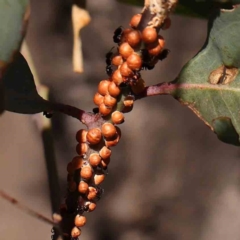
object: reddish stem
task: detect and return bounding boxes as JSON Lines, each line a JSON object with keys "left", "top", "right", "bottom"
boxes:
{"left": 51, "top": 103, "right": 96, "bottom": 125}
{"left": 135, "top": 81, "right": 175, "bottom": 99}
{"left": 0, "top": 190, "right": 55, "bottom": 225}
{"left": 135, "top": 81, "right": 232, "bottom": 100}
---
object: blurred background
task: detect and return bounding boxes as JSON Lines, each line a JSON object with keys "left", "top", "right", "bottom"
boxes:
{"left": 1, "top": 1, "right": 240, "bottom": 240}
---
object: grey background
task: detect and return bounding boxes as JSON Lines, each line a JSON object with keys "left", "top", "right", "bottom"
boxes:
{"left": 1, "top": 1, "right": 240, "bottom": 240}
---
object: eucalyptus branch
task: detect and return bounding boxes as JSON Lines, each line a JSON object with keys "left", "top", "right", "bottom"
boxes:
{"left": 49, "top": 1, "right": 180, "bottom": 239}
{"left": 140, "top": 0, "right": 178, "bottom": 29}
{"left": 21, "top": 42, "right": 61, "bottom": 215}
{"left": 0, "top": 190, "right": 65, "bottom": 239}
{"left": 0, "top": 190, "right": 56, "bottom": 225}
{"left": 134, "top": 82, "right": 174, "bottom": 100}
{"left": 51, "top": 103, "right": 101, "bottom": 126}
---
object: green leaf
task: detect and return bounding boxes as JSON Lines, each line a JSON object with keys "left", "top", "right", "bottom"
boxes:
{"left": 176, "top": 0, "right": 240, "bottom": 18}
{"left": 172, "top": 5, "right": 240, "bottom": 146}
{"left": 0, "top": 0, "right": 30, "bottom": 114}
{"left": 117, "top": 0, "right": 240, "bottom": 18}
{"left": 3, "top": 52, "right": 52, "bottom": 114}
{"left": 0, "top": 0, "right": 29, "bottom": 66}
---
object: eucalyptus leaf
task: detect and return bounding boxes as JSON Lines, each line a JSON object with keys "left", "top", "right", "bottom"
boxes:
{"left": 0, "top": 0, "right": 29, "bottom": 65}
{"left": 0, "top": 0, "right": 30, "bottom": 114}
{"left": 212, "top": 117, "right": 240, "bottom": 146}
{"left": 3, "top": 52, "right": 52, "bottom": 114}
{"left": 172, "top": 5, "right": 240, "bottom": 146}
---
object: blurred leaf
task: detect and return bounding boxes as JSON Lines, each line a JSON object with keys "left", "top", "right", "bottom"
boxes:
{"left": 176, "top": 0, "right": 240, "bottom": 18}
{"left": 117, "top": 0, "right": 240, "bottom": 18}
{"left": 0, "top": 0, "right": 30, "bottom": 114}
{"left": 3, "top": 52, "right": 52, "bottom": 114}
{"left": 172, "top": 6, "right": 240, "bottom": 146}
{"left": 0, "top": 0, "right": 29, "bottom": 66}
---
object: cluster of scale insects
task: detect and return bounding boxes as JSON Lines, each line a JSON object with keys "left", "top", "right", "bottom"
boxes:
{"left": 50, "top": 12, "right": 172, "bottom": 240}
{"left": 105, "top": 25, "right": 169, "bottom": 83}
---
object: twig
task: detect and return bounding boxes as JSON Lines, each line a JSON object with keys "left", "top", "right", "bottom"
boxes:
{"left": 21, "top": 42, "right": 61, "bottom": 214}
{"left": 0, "top": 190, "right": 55, "bottom": 225}
{"left": 144, "top": 0, "right": 150, "bottom": 8}
{"left": 134, "top": 82, "right": 174, "bottom": 100}
{"left": 33, "top": 87, "right": 61, "bottom": 215}
{"left": 21, "top": 42, "right": 98, "bottom": 128}
{"left": 140, "top": 0, "right": 178, "bottom": 29}
{"left": 42, "top": 127, "right": 61, "bottom": 213}
{"left": 0, "top": 190, "right": 64, "bottom": 239}
{"left": 50, "top": 102, "right": 97, "bottom": 126}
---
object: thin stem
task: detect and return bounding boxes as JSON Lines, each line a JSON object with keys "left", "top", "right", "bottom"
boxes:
{"left": 135, "top": 82, "right": 175, "bottom": 100}
{"left": 42, "top": 128, "right": 61, "bottom": 213}
{"left": 140, "top": 0, "right": 178, "bottom": 29}
{"left": 138, "top": 6, "right": 154, "bottom": 31}
{"left": 51, "top": 103, "right": 95, "bottom": 125}
{"left": 22, "top": 41, "right": 61, "bottom": 215}
{"left": 0, "top": 190, "right": 55, "bottom": 225}
{"left": 0, "top": 190, "right": 64, "bottom": 239}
